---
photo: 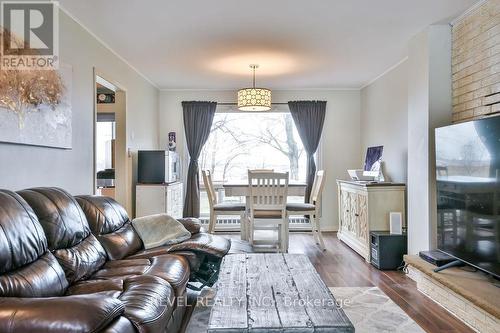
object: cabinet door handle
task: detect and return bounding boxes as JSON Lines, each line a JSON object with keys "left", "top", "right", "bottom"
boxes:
{"left": 354, "top": 213, "right": 359, "bottom": 217}
{"left": 346, "top": 210, "right": 349, "bottom": 212}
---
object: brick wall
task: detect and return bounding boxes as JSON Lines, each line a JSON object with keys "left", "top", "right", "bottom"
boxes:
{"left": 452, "top": 0, "right": 500, "bottom": 122}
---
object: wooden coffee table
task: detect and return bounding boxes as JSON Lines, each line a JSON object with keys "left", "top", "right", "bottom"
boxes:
{"left": 208, "top": 253, "right": 354, "bottom": 332}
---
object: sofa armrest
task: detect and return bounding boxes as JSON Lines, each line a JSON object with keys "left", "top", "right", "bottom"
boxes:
{"left": 0, "top": 294, "right": 124, "bottom": 333}
{"left": 178, "top": 217, "right": 202, "bottom": 234}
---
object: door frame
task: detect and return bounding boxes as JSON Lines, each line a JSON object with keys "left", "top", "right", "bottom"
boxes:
{"left": 93, "top": 68, "right": 132, "bottom": 214}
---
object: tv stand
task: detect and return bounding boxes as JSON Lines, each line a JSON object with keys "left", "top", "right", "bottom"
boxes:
{"left": 405, "top": 255, "right": 500, "bottom": 332}
{"left": 433, "top": 259, "right": 464, "bottom": 273}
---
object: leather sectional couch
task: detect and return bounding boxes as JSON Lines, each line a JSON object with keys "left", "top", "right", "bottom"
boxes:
{"left": 0, "top": 187, "right": 248, "bottom": 333}
{"left": 75, "top": 194, "right": 238, "bottom": 281}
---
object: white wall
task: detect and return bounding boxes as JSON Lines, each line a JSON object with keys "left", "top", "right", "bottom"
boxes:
{"left": 0, "top": 10, "right": 159, "bottom": 195}
{"left": 159, "top": 89, "right": 361, "bottom": 231}
{"left": 358, "top": 25, "right": 453, "bottom": 255}
{"left": 407, "top": 25, "right": 452, "bottom": 254}
{"left": 360, "top": 60, "right": 408, "bottom": 183}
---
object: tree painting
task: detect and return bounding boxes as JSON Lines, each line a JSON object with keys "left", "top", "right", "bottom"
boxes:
{"left": 0, "top": 29, "right": 64, "bottom": 129}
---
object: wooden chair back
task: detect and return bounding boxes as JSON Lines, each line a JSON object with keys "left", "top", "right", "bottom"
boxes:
{"left": 202, "top": 170, "right": 217, "bottom": 208}
{"left": 248, "top": 168, "right": 275, "bottom": 173}
{"left": 248, "top": 171, "right": 289, "bottom": 215}
{"left": 310, "top": 170, "right": 326, "bottom": 204}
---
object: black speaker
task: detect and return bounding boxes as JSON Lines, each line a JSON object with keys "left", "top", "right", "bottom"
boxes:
{"left": 370, "top": 231, "right": 407, "bottom": 270}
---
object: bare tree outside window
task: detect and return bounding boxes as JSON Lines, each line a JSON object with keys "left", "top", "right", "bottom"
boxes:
{"left": 253, "top": 114, "right": 303, "bottom": 180}
{"left": 200, "top": 112, "right": 306, "bottom": 182}
{"left": 200, "top": 114, "right": 252, "bottom": 180}
{"left": 198, "top": 111, "right": 307, "bottom": 216}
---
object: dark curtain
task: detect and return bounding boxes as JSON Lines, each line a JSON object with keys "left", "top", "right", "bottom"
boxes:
{"left": 182, "top": 101, "right": 217, "bottom": 217}
{"left": 288, "top": 101, "right": 326, "bottom": 202}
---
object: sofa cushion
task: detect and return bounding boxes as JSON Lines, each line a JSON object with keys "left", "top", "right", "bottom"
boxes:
{"left": 91, "top": 255, "right": 190, "bottom": 297}
{"left": 0, "top": 190, "right": 69, "bottom": 297}
{"left": 68, "top": 275, "right": 174, "bottom": 333}
{"left": 167, "top": 232, "right": 231, "bottom": 258}
{"left": 101, "top": 317, "right": 136, "bottom": 333}
{"left": 127, "top": 248, "right": 203, "bottom": 272}
{"left": 97, "top": 222, "right": 143, "bottom": 261}
{"left": 0, "top": 190, "right": 47, "bottom": 273}
{"left": 0, "top": 294, "right": 125, "bottom": 333}
{"left": 66, "top": 277, "right": 125, "bottom": 298}
{"left": 119, "top": 275, "right": 174, "bottom": 333}
{"left": 54, "top": 234, "right": 108, "bottom": 283}
{"left": 126, "top": 247, "right": 171, "bottom": 260}
{"left": 125, "top": 233, "right": 231, "bottom": 270}
{"left": 0, "top": 252, "right": 68, "bottom": 297}
{"left": 177, "top": 217, "right": 202, "bottom": 234}
{"left": 76, "top": 195, "right": 143, "bottom": 260}
{"left": 19, "top": 188, "right": 107, "bottom": 283}
{"left": 145, "top": 255, "right": 190, "bottom": 297}
{"left": 18, "top": 188, "right": 91, "bottom": 250}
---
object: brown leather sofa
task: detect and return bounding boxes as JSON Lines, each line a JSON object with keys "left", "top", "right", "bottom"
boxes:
{"left": 75, "top": 194, "right": 248, "bottom": 285}
{"left": 0, "top": 186, "right": 251, "bottom": 332}
{"left": 0, "top": 189, "right": 141, "bottom": 332}
{"left": 14, "top": 187, "right": 191, "bottom": 333}
{"left": 0, "top": 187, "right": 245, "bottom": 333}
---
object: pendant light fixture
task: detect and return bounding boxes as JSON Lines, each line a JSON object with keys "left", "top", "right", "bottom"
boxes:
{"left": 237, "top": 64, "right": 271, "bottom": 111}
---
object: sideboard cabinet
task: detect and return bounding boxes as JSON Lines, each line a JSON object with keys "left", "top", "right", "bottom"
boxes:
{"left": 337, "top": 180, "right": 406, "bottom": 262}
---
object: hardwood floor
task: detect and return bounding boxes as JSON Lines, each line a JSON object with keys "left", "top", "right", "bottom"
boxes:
{"left": 286, "top": 232, "right": 475, "bottom": 333}
{"left": 182, "top": 232, "right": 474, "bottom": 333}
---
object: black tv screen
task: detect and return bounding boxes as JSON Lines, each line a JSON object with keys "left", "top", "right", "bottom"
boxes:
{"left": 138, "top": 150, "right": 166, "bottom": 184}
{"left": 435, "top": 116, "right": 500, "bottom": 278}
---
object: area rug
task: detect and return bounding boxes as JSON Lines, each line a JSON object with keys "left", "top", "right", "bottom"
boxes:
{"left": 185, "top": 286, "right": 424, "bottom": 333}
{"left": 330, "top": 287, "right": 425, "bottom": 333}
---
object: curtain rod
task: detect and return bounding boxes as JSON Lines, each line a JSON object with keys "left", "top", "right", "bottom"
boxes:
{"left": 217, "top": 102, "right": 288, "bottom": 105}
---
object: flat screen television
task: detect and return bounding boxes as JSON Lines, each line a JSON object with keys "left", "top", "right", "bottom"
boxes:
{"left": 435, "top": 116, "right": 500, "bottom": 278}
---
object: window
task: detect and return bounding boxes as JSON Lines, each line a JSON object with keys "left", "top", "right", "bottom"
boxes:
{"left": 199, "top": 110, "right": 307, "bottom": 217}
{"left": 200, "top": 111, "right": 307, "bottom": 182}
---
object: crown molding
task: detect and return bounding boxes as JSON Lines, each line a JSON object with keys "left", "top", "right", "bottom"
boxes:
{"left": 450, "top": 0, "right": 488, "bottom": 26}
{"left": 57, "top": 4, "right": 160, "bottom": 89}
{"left": 359, "top": 57, "right": 408, "bottom": 90}
{"left": 159, "top": 87, "right": 361, "bottom": 92}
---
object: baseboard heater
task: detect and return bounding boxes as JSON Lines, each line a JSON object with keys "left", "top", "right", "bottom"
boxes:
{"left": 199, "top": 217, "right": 311, "bottom": 231}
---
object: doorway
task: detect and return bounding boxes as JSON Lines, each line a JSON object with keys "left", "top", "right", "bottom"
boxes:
{"left": 93, "top": 72, "right": 133, "bottom": 215}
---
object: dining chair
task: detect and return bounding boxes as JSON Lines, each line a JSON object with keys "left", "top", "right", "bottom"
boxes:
{"left": 247, "top": 170, "right": 289, "bottom": 252}
{"left": 202, "top": 170, "right": 246, "bottom": 234}
{"left": 248, "top": 168, "right": 274, "bottom": 172}
{"left": 286, "top": 170, "right": 326, "bottom": 250}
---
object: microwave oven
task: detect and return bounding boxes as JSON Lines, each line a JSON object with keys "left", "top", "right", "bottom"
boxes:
{"left": 138, "top": 150, "right": 180, "bottom": 184}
